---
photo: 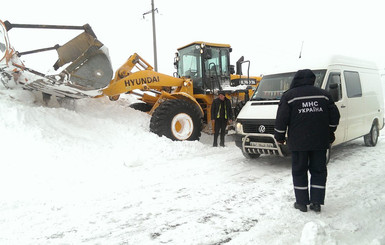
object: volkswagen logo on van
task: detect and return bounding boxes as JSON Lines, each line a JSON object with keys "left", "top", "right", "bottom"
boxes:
{"left": 258, "top": 125, "right": 266, "bottom": 133}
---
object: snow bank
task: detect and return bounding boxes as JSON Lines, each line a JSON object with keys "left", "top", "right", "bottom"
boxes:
{"left": 1, "top": 84, "right": 385, "bottom": 244}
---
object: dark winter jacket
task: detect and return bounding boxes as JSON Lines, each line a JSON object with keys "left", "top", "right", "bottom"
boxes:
{"left": 274, "top": 69, "right": 340, "bottom": 151}
{"left": 211, "top": 97, "right": 233, "bottom": 121}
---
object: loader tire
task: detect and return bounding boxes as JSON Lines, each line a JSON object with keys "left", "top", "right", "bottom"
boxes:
{"left": 130, "top": 102, "right": 152, "bottom": 112}
{"left": 150, "top": 99, "right": 202, "bottom": 141}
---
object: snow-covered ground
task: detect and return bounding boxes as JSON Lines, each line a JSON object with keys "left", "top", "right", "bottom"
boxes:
{"left": 0, "top": 85, "right": 384, "bottom": 245}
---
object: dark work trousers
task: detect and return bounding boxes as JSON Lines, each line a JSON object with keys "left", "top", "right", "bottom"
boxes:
{"left": 291, "top": 150, "right": 328, "bottom": 205}
{"left": 213, "top": 118, "right": 227, "bottom": 146}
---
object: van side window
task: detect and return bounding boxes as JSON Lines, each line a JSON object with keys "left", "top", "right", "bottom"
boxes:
{"left": 344, "top": 71, "right": 362, "bottom": 98}
{"left": 326, "top": 72, "right": 342, "bottom": 102}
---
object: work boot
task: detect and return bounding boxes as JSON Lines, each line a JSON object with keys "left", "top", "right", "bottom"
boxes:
{"left": 309, "top": 203, "right": 321, "bottom": 212}
{"left": 294, "top": 202, "right": 307, "bottom": 212}
{"left": 213, "top": 143, "right": 218, "bottom": 147}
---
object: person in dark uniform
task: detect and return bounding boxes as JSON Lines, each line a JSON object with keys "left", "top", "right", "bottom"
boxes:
{"left": 274, "top": 69, "right": 340, "bottom": 213}
{"left": 211, "top": 91, "right": 233, "bottom": 147}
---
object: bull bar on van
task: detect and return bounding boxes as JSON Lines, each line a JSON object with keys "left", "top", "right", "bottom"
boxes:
{"left": 238, "top": 133, "right": 289, "bottom": 157}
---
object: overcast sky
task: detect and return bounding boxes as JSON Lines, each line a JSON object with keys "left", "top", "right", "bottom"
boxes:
{"left": 2, "top": 0, "right": 385, "bottom": 76}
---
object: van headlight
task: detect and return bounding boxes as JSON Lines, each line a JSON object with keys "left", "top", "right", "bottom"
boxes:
{"left": 235, "top": 122, "right": 243, "bottom": 134}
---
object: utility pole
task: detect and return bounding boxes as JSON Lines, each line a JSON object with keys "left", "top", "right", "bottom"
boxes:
{"left": 151, "top": 0, "right": 158, "bottom": 71}
{"left": 143, "top": 1, "right": 158, "bottom": 71}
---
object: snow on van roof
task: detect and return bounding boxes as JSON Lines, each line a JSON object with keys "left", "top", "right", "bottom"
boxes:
{"left": 262, "top": 55, "right": 378, "bottom": 75}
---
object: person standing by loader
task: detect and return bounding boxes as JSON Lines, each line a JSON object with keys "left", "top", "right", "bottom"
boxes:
{"left": 211, "top": 91, "right": 233, "bottom": 147}
{"left": 274, "top": 69, "right": 340, "bottom": 213}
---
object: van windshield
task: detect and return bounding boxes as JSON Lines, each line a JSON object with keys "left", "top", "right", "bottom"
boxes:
{"left": 251, "top": 69, "right": 326, "bottom": 101}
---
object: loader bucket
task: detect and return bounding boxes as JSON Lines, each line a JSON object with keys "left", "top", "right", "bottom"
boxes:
{"left": 55, "top": 32, "right": 113, "bottom": 90}
{"left": 0, "top": 20, "right": 114, "bottom": 98}
{"left": 0, "top": 21, "right": 10, "bottom": 65}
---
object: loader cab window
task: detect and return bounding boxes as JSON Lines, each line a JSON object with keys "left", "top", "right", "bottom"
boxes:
{"left": 204, "top": 47, "right": 220, "bottom": 91}
{"left": 221, "top": 49, "right": 229, "bottom": 76}
{"left": 177, "top": 45, "right": 203, "bottom": 89}
{"left": 203, "top": 47, "right": 230, "bottom": 91}
{"left": 177, "top": 44, "right": 231, "bottom": 93}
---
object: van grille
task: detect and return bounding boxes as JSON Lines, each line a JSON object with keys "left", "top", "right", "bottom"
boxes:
{"left": 239, "top": 119, "right": 276, "bottom": 134}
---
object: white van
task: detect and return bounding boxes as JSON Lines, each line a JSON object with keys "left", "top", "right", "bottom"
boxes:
{"left": 235, "top": 55, "right": 384, "bottom": 159}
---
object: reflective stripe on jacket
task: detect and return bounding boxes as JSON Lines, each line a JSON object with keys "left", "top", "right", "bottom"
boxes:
{"left": 211, "top": 97, "right": 233, "bottom": 121}
{"left": 217, "top": 103, "right": 227, "bottom": 119}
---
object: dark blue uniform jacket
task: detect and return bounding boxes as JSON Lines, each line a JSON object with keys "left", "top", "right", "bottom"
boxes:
{"left": 274, "top": 69, "right": 340, "bottom": 151}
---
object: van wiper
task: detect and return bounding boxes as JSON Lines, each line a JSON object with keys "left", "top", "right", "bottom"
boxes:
{"left": 251, "top": 97, "right": 269, "bottom": 101}
{"left": 252, "top": 97, "right": 282, "bottom": 101}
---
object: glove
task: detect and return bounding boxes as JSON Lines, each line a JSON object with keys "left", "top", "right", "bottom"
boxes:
{"left": 274, "top": 132, "right": 285, "bottom": 145}
{"left": 276, "top": 139, "right": 285, "bottom": 145}
{"left": 329, "top": 131, "right": 335, "bottom": 143}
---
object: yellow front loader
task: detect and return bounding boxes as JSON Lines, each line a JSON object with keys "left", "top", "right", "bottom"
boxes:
{"left": 0, "top": 20, "right": 260, "bottom": 141}
{"left": 102, "top": 52, "right": 204, "bottom": 140}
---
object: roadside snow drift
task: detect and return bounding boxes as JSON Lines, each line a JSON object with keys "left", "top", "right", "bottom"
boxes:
{"left": 0, "top": 85, "right": 384, "bottom": 245}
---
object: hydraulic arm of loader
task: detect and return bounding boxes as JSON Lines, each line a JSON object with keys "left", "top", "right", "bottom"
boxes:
{"left": 102, "top": 53, "right": 203, "bottom": 117}
{"left": 103, "top": 53, "right": 191, "bottom": 96}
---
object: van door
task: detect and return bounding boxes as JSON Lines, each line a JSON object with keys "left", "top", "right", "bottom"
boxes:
{"left": 343, "top": 70, "right": 365, "bottom": 141}
{"left": 325, "top": 71, "right": 347, "bottom": 144}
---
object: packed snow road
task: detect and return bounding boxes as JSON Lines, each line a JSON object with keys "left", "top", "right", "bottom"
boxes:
{"left": 0, "top": 87, "right": 384, "bottom": 245}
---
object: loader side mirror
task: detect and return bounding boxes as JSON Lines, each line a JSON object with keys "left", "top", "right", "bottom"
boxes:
{"left": 236, "top": 56, "right": 244, "bottom": 75}
{"left": 174, "top": 52, "right": 179, "bottom": 69}
{"left": 229, "top": 65, "right": 235, "bottom": 74}
{"left": 204, "top": 49, "right": 212, "bottom": 60}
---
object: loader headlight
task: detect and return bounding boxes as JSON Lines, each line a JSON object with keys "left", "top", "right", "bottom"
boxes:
{"left": 235, "top": 122, "right": 243, "bottom": 134}
{"left": 199, "top": 43, "right": 205, "bottom": 54}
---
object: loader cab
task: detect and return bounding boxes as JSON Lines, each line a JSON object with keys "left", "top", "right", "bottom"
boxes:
{"left": 175, "top": 42, "right": 231, "bottom": 94}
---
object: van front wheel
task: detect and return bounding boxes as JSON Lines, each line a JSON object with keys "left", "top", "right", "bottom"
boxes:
{"left": 364, "top": 123, "right": 379, "bottom": 147}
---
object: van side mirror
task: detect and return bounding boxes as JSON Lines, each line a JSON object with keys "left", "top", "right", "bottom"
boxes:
{"left": 329, "top": 83, "right": 338, "bottom": 89}
{"left": 329, "top": 83, "right": 339, "bottom": 102}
